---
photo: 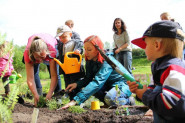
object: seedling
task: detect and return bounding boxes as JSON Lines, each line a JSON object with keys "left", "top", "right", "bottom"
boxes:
{"left": 68, "top": 106, "right": 87, "bottom": 114}
{"left": 61, "top": 96, "right": 70, "bottom": 105}
{"left": 37, "top": 96, "right": 46, "bottom": 108}
{"left": 46, "top": 98, "right": 60, "bottom": 110}
{"left": 115, "top": 106, "right": 130, "bottom": 116}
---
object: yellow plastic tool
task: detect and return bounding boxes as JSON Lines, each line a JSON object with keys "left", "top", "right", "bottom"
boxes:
{"left": 91, "top": 101, "right": 100, "bottom": 110}
{"left": 54, "top": 52, "right": 82, "bottom": 74}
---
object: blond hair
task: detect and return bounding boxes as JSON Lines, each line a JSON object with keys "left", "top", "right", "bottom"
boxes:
{"left": 151, "top": 37, "right": 184, "bottom": 59}
{"left": 29, "top": 37, "right": 49, "bottom": 62}
{"left": 65, "top": 20, "right": 74, "bottom": 28}
{"left": 0, "top": 41, "right": 13, "bottom": 57}
{"left": 160, "top": 12, "right": 170, "bottom": 18}
{"left": 160, "top": 12, "right": 175, "bottom": 21}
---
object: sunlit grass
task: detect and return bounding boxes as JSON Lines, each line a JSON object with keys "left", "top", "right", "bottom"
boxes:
{"left": 132, "top": 66, "right": 151, "bottom": 74}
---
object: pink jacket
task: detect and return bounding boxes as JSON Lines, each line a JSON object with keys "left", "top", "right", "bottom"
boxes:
{"left": 23, "top": 33, "right": 57, "bottom": 63}
{"left": 0, "top": 54, "right": 14, "bottom": 77}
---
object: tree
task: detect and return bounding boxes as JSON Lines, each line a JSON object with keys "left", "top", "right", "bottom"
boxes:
{"left": 104, "top": 41, "right": 111, "bottom": 50}
{"left": 12, "top": 45, "right": 25, "bottom": 73}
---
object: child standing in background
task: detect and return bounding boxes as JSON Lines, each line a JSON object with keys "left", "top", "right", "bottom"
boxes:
{"left": 130, "top": 21, "right": 185, "bottom": 122}
{"left": 160, "top": 12, "right": 174, "bottom": 21}
{"left": 56, "top": 25, "right": 84, "bottom": 100}
{"left": 0, "top": 41, "right": 14, "bottom": 96}
{"left": 112, "top": 18, "right": 133, "bottom": 75}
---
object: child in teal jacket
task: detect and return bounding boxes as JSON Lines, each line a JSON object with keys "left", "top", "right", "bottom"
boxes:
{"left": 61, "top": 35, "right": 133, "bottom": 109}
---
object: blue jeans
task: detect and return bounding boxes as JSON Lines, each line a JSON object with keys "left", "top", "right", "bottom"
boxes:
{"left": 2, "top": 76, "right": 10, "bottom": 94}
{"left": 115, "top": 51, "right": 133, "bottom": 75}
{"left": 34, "top": 63, "right": 61, "bottom": 93}
{"left": 94, "top": 86, "right": 130, "bottom": 106}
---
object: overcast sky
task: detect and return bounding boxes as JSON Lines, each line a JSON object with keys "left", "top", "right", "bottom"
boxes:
{"left": 0, "top": 0, "right": 185, "bottom": 48}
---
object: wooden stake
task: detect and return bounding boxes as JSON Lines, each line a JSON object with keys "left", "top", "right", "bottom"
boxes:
{"left": 31, "top": 108, "right": 39, "bottom": 123}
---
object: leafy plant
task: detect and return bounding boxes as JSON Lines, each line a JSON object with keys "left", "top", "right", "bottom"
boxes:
{"left": 115, "top": 85, "right": 121, "bottom": 105}
{"left": 46, "top": 98, "right": 60, "bottom": 110}
{"left": 0, "top": 32, "right": 19, "bottom": 123}
{"left": 0, "top": 85, "right": 19, "bottom": 123}
{"left": 68, "top": 106, "right": 87, "bottom": 114}
{"left": 37, "top": 96, "right": 46, "bottom": 108}
{"left": 61, "top": 96, "right": 70, "bottom": 105}
{"left": 115, "top": 106, "right": 130, "bottom": 116}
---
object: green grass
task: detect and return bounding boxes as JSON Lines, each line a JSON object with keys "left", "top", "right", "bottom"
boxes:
{"left": 132, "top": 58, "right": 152, "bottom": 66}
{"left": 132, "top": 66, "right": 151, "bottom": 74}
{"left": 132, "top": 57, "right": 152, "bottom": 74}
{"left": 131, "top": 58, "right": 152, "bottom": 105}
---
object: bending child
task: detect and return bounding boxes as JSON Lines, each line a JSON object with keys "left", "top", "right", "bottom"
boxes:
{"left": 61, "top": 35, "right": 134, "bottom": 109}
{"left": 130, "top": 20, "right": 185, "bottom": 122}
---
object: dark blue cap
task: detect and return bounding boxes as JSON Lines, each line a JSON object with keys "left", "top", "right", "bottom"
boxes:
{"left": 132, "top": 20, "right": 184, "bottom": 49}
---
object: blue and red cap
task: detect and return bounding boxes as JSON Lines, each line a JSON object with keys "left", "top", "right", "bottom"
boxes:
{"left": 132, "top": 20, "right": 184, "bottom": 49}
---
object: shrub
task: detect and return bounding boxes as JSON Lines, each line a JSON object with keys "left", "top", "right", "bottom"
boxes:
{"left": 12, "top": 45, "right": 25, "bottom": 73}
{"left": 132, "top": 48, "right": 146, "bottom": 59}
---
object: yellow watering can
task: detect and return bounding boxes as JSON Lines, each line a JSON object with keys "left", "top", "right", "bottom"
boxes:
{"left": 54, "top": 52, "right": 82, "bottom": 74}
{"left": 9, "top": 71, "right": 22, "bottom": 84}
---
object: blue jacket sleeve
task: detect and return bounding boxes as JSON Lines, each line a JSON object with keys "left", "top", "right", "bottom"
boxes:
{"left": 74, "top": 61, "right": 113, "bottom": 104}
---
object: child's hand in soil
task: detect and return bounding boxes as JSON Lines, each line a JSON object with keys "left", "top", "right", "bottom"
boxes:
{"left": 59, "top": 100, "right": 77, "bottom": 110}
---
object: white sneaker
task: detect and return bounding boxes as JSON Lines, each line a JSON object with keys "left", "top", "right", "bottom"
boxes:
{"left": 129, "top": 96, "right": 135, "bottom": 106}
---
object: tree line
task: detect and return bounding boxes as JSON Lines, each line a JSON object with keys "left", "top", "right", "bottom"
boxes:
{"left": 13, "top": 45, "right": 146, "bottom": 72}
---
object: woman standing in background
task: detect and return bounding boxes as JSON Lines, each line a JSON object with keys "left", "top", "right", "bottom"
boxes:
{"left": 112, "top": 18, "right": 133, "bottom": 75}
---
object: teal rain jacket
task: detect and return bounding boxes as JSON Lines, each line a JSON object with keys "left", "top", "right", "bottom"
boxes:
{"left": 74, "top": 52, "right": 132, "bottom": 104}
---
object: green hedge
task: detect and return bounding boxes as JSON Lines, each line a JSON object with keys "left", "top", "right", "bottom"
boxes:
{"left": 132, "top": 48, "right": 146, "bottom": 59}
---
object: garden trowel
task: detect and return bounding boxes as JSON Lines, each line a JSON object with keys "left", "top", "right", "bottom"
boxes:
{"left": 94, "top": 44, "right": 143, "bottom": 89}
{"left": 52, "top": 89, "right": 69, "bottom": 98}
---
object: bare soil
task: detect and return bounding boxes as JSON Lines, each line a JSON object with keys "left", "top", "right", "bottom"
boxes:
{"left": 12, "top": 74, "right": 153, "bottom": 123}
{"left": 13, "top": 102, "right": 153, "bottom": 123}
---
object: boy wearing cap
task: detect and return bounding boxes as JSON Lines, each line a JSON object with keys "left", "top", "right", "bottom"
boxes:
{"left": 128, "top": 20, "right": 185, "bottom": 122}
{"left": 56, "top": 25, "right": 84, "bottom": 99}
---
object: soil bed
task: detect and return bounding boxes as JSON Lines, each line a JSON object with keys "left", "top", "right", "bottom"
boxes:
{"left": 13, "top": 102, "right": 153, "bottom": 123}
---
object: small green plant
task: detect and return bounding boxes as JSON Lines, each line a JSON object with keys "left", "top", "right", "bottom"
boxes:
{"left": 37, "top": 96, "right": 46, "bottom": 108}
{"left": 46, "top": 98, "right": 60, "bottom": 110}
{"left": 68, "top": 106, "right": 87, "bottom": 114}
{"left": 115, "top": 106, "right": 130, "bottom": 116}
{"left": 61, "top": 96, "right": 70, "bottom": 105}
{"left": 115, "top": 85, "right": 121, "bottom": 105}
{"left": 0, "top": 33, "right": 18, "bottom": 123}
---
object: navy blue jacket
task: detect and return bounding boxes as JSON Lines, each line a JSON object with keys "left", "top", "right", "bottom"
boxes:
{"left": 142, "top": 55, "right": 185, "bottom": 120}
